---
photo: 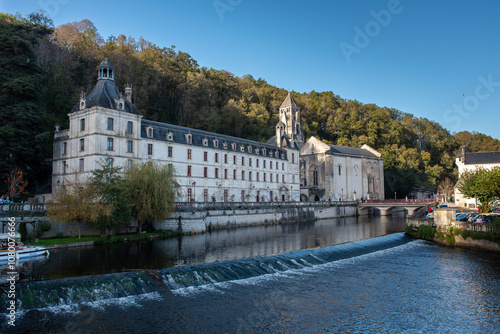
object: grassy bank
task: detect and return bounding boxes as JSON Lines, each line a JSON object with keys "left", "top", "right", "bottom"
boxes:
{"left": 31, "top": 231, "right": 175, "bottom": 247}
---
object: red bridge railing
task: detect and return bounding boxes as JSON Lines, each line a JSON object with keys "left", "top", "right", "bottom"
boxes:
{"left": 360, "top": 199, "right": 437, "bottom": 204}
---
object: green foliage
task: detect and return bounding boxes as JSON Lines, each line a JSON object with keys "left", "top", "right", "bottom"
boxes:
{"left": 36, "top": 220, "right": 52, "bottom": 238}
{"left": 124, "top": 161, "right": 179, "bottom": 232}
{"left": 456, "top": 167, "right": 500, "bottom": 212}
{"left": 2, "top": 15, "right": 500, "bottom": 198}
{"left": 92, "top": 157, "right": 132, "bottom": 235}
{"left": 18, "top": 222, "right": 28, "bottom": 242}
{"left": 406, "top": 224, "right": 435, "bottom": 240}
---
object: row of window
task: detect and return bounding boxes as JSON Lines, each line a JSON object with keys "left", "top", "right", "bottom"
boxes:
{"left": 187, "top": 189, "right": 284, "bottom": 203}
{"left": 79, "top": 118, "right": 134, "bottom": 134}
{"left": 64, "top": 138, "right": 135, "bottom": 155}
{"left": 189, "top": 166, "right": 289, "bottom": 183}
{"left": 144, "top": 125, "right": 285, "bottom": 158}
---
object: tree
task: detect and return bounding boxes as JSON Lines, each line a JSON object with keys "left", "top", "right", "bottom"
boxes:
{"left": 46, "top": 179, "right": 111, "bottom": 239}
{"left": 4, "top": 168, "right": 28, "bottom": 201}
{"left": 123, "top": 161, "right": 179, "bottom": 233}
{"left": 456, "top": 167, "right": 500, "bottom": 212}
{"left": 437, "top": 177, "right": 454, "bottom": 202}
{"left": 92, "top": 157, "right": 132, "bottom": 236}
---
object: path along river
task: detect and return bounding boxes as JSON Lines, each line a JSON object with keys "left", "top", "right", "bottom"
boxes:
{"left": 2, "top": 213, "right": 500, "bottom": 333}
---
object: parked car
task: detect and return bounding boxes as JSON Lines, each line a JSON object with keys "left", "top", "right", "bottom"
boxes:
{"left": 474, "top": 214, "right": 492, "bottom": 223}
{"left": 491, "top": 207, "right": 500, "bottom": 213}
{"left": 458, "top": 213, "right": 480, "bottom": 222}
{"left": 426, "top": 212, "right": 434, "bottom": 219}
{"left": 456, "top": 213, "right": 468, "bottom": 221}
{"left": 438, "top": 203, "right": 448, "bottom": 208}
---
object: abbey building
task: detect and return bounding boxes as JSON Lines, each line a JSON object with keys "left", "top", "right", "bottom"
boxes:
{"left": 52, "top": 58, "right": 384, "bottom": 203}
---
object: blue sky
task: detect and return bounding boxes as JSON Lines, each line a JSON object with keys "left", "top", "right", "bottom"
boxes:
{"left": 2, "top": 0, "right": 499, "bottom": 140}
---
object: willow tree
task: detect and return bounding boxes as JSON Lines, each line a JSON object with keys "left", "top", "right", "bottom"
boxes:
{"left": 46, "top": 180, "right": 111, "bottom": 239}
{"left": 456, "top": 167, "right": 500, "bottom": 212}
{"left": 123, "top": 161, "right": 179, "bottom": 232}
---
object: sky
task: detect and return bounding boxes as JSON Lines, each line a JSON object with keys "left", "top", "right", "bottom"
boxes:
{"left": 1, "top": 0, "right": 499, "bottom": 140}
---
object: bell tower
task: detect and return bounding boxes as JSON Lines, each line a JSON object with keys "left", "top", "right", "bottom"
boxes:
{"left": 279, "top": 92, "right": 304, "bottom": 148}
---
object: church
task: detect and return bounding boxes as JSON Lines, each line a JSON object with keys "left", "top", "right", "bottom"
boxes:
{"left": 52, "top": 58, "right": 384, "bottom": 203}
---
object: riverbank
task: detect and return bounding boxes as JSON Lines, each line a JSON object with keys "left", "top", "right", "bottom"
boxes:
{"left": 406, "top": 208, "right": 500, "bottom": 252}
{"left": 31, "top": 232, "right": 168, "bottom": 249}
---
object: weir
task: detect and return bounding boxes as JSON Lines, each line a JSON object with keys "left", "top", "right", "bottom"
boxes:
{"left": 1, "top": 233, "right": 413, "bottom": 312}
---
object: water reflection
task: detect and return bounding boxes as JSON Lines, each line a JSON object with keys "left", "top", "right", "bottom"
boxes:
{"left": 28, "top": 214, "right": 406, "bottom": 281}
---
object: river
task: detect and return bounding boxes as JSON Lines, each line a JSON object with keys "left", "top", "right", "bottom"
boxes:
{"left": 2, "top": 213, "right": 500, "bottom": 333}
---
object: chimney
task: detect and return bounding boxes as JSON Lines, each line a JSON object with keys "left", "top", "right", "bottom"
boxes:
{"left": 124, "top": 83, "right": 132, "bottom": 102}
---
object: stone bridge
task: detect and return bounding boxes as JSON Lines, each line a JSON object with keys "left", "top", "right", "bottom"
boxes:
{"left": 359, "top": 199, "right": 438, "bottom": 216}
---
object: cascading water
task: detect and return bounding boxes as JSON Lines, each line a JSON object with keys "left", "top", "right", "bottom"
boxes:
{"left": 1, "top": 233, "right": 413, "bottom": 312}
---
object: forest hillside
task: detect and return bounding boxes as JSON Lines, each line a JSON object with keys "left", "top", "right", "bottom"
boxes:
{"left": 1, "top": 12, "right": 500, "bottom": 198}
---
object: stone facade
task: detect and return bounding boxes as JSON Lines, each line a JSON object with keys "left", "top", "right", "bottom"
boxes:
{"left": 454, "top": 146, "right": 500, "bottom": 208}
{"left": 299, "top": 137, "right": 384, "bottom": 201}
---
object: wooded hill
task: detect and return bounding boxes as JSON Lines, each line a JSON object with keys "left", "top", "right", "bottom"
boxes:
{"left": 1, "top": 11, "right": 500, "bottom": 199}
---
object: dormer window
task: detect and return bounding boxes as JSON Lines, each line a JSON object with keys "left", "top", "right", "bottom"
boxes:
{"left": 146, "top": 126, "right": 154, "bottom": 138}
{"left": 185, "top": 133, "right": 193, "bottom": 144}
{"left": 240, "top": 145, "right": 245, "bottom": 152}
{"left": 255, "top": 148, "right": 260, "bottom": 155}
{"left": 202, "top": 137, "right": 208, "bottom": 146}
{"left": 167, "top": 131, "right": 173, "bottom": 141}
{"left": 247, "top": 146, "right": 252, "bottom": 153}
{"left": 223, "top": 142, "right": 228, "bottom": 149}
{"left": 231, "top": 143, "right": 236, "bottom": 150}
{"left": 213, "top": 139, "right": 219, "bottom": 147}
{"left": 262, "top": 149, "right": 266, "bottom": 156}
{"left": 275, "top": 151, "right": 279, "bottom": 158}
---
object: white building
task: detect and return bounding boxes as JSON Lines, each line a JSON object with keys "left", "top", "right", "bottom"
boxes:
{"left": 52, "top": 58, "right": 300, "bottom": 203}
{"left": 52, "top": 58, "right": 384, "bottom": 203}
{"left": 454, "top": 146, "right": 500, "bottom": 208}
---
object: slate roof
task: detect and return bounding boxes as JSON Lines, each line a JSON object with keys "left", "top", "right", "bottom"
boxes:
{"left": 326, "top": 144, "right": 379, "bottom": 158}
{"left": 280, "top": 92, "right": 299, "bottom": 109}
{"left": 463, "top": 151, "right": 500, "bottom": 165}
{"left": 266, "top": 135, "right": 299, "bottom": 149}
{"left": 142, "top": 120, "right": 288, "bottom": 160}
{"left": 71, "top": 80, "right": 141, "bottom": 115}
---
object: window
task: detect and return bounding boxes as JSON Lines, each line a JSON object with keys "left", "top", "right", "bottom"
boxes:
{"left": 125, "top": 160, "right": 132, "bottom": 172}
{"left": 292, "top": 153, "right": 295, "bottom": 164}
{"left": 215, "top": 153, "right": 219, "bottom": 163}
{"left": 263, "top": 160, "right": 266, "bottom": 169}
{"left": 270, "top": 161, "right": 273, "bottom": 170}
{"left": 202, "top": 137, "right": 208, "bottom": 146}
{"left": 225, "top": 154, "right": 228, "bottom": 164}
{"left": 187, "top": 149, "right": 192, "bottom": 160}
{"left": 224, "top": 169, "right": 228, "bottom": 179}
{"left": 276, "top": 162, "right": 279, "bottom": 170}
{"left": 213, "top": 139, "right": 219, "bottom": 147}
{"left": 313, "top": 167, "right": 319, "bottom": 186}
{"left": 249, "top": 171, "right": 252, "bottom": 181}
{"left": 204, "top": 151, "right": 208, "bottom": 161}
{"left": 187, "top": 188, "right": 193, "bottom": 202}
{"left": 126, "top": 121, "right": 133, "bottom": 134}
{"left": 256, "top": 172, "right": 260, "bottom": 181}
{"left": 241, "top": 190, "right": 245, "bottom": 202}
{"left": 282, "top": 175, "right": 285, "bottom": 183}
{"left": 168, "top": 146, "right": 173, "bottom": 157}
{"left": 249, "top": 158, "right": 252, "bottom": 167}
{"left": 186, "top": 134, "right": 192, "bottom": 144}
{"left": 62, "top": 142, "right": 67, "bottom": 155}
{"left": 79, "top": 139, "right": 85, "bottom": 152}
{"left": 338, "top": 164, "right": 342, "bottom": 176}
{"left": 107, "top": 118, "right": 114, "bottom": 130}
{"left": 282, "top": 163, "right": 285, "bottom": 170}
{"left": 233, "top": 170, "right": 237, "bottom": 180}
{"left": 276, "top": 174, "right": 279, "bottom": 183}
{"left": 168, "top": 163, "right": 173, "bottom": 171}
{"left": 242, "top": 157, "right": 245, "bottom": 166}
{"left": 167, "top": 131, "right": 173, "bottom": 141}
{"left": 148, "top": 144, "right": 153, "bottom": 155}
{"left": 187, "top": 165, "right": 192, "bottom": 177}
{"left": 107, "top": 138, "right": 114, "bottom": 151}
{"left": 241, "top": 171, "right": 245, "bottom": 180}
{"left": 147, "top": 127, "right": 153, "bottom": 138}
{"left": 79, "top": 158, "right": 84, "bottom": 172}
{"left": 224, "top": 189, "right": 228, "bottom": 202}
{"left": 204, "top": 189, "right": 208, "bottom": 202}
{"left": 256, "top": 159, "right": 259, "bottom": 168}
{"left": 204, "top": 167, "right": 208, "bottom": 178}
{"left": 233, "top": 155, "right": 236, "bottom": 164}
{"left": 127, "top": 140, "right": 133, "bottom": 153}
{"left": 270, "top": 174, "right": 273, "bottom": 182}
{"left": 264, "top": 173, "right": 266, "bottom": 182}
{"left": 63, "top": 161, "right": 67, "bottom": 174}
{"left": 80, "top": 118, "right": 85, "bottom": 131}
{"left": 215, "top": 168, "right": 219, "bottom": 179}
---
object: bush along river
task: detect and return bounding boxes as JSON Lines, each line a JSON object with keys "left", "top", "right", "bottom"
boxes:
{"left": 2, "top": 213, "right": 500, "bottom": 333}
